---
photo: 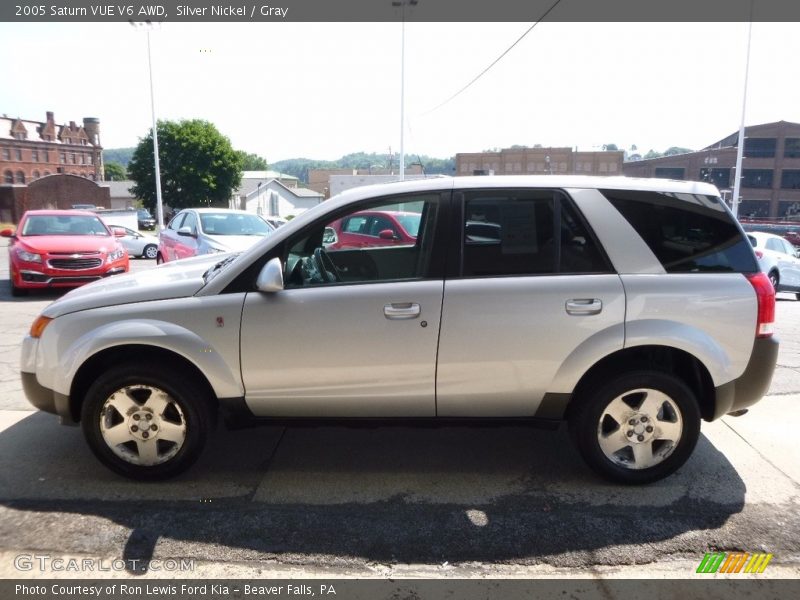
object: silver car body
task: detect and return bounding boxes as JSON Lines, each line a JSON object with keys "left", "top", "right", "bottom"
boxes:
{"left": 22, "top": 176, "right": 768, "bottom": 426}
{"left": 115, "top": 226, "right": 159, "bottom": 258}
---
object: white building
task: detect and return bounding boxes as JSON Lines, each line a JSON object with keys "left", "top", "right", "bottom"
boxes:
{"left": 241, "top": 178, "right": 324, "bottom": 218}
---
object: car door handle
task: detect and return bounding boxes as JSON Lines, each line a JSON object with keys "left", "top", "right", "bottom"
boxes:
{"left": 384, "top": 302, "right": 421, "bottom": 320}
{"left": 565, "top": 299, "right": 602, "bottom": 315}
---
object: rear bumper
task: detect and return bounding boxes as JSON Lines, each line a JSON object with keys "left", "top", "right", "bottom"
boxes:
{"left": 713, "top": 336, "right": 779, "bottom": 420}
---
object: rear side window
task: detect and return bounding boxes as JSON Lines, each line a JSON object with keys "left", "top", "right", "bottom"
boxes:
{"left": 461, "top": 190, "right": 610, "bottom": 277}
{"left": 602, "top": 189, "right": 758, "bottom": 273}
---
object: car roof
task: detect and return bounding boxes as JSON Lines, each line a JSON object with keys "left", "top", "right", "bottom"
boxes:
{"left": 182, "top": 208, "right": 255, "bottom": 215}
{"left": 21, "top": 209, "right": 99, "bottom": 217}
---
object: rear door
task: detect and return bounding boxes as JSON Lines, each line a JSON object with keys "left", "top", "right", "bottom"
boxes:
{"left": 436, "top": 189, "right": 625, "bottom": 417}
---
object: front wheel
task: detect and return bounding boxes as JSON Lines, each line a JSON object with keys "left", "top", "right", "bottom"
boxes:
{"left": 569, "top": 371, "right": 701, "bottom": 484}
{"left": 768, "top": 270, "right": 779, "bottom": 290}
{"left": 143, "top": 244, "right": 158, "bottom": 260}
{"left": 81, "top": 363, "right": 214, "bottom": 480}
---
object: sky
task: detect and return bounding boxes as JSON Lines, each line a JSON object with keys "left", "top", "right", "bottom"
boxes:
{"left": 0, "top": 21, "right": 797, "bottom": 162}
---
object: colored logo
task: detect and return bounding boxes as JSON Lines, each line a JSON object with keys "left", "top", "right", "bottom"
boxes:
{"left": 696, "top": 552, "right": 773, "bottom": 574}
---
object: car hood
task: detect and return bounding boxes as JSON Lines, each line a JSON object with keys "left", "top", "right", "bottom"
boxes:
{"left": 19, "top": 235, "right": 119, "bottom": 254}
{"left": 42, "top": 253, "right": 226, "bottom": 318}
{"left": 206, "top": 234, "right": 268, "bottom": 252}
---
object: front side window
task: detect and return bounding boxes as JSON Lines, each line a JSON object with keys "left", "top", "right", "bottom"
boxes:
{"left": 461, "top": 190, "right": 609, "bottom": 277}
{"left": 284, "top": 194, "right": 439, "bottom": 288}
{"left": 602, "top": 189, "right": 758, "bottom": 273}
{"left": 180, "top": 212, "right": 198, "bottom": 234}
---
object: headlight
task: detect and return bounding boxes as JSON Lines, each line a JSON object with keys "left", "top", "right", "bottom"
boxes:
{"left": 106, "top": 248, "right": 126, "bottom": 262}
{"left": 16, "top": 249, "right": 42, "bottom": 263}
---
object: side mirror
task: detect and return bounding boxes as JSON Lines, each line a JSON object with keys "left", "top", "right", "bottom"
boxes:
{"left": 378, "top": 229, "right": 397, "bottom": 240}
{"left": 256, "top": 257, "right": 284, "bottom": 293}
{"left": 177, "top": 226, "right": 196, "bottom": 238}
{"left": 112, "top": 227, "right": 126, "bottom": 238}
{"left": 0, "top": 228, "right": 15, "bottom": 238}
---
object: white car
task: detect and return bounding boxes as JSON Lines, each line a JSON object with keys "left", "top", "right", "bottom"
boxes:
{"left": 748, "top": 231, "right": 800, "bottom": 299}
{"left": 111, "top": 226, "right": 159, "bottom": 260}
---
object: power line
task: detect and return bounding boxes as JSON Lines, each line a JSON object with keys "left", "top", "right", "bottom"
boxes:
{"left": 420, "top": 0, "right": 564, "bottom": 116}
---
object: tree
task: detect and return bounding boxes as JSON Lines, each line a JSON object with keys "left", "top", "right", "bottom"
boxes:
{"left": 104, "top": 162, "right": 127, "bottom": 181}
{"left": 128, "top": 119, "right": 243, "bottom": 211}
{"left": 239, "top": 151, "right": 268, "bottom": 171}
{"left": 663, "top": 146, "right": 693, "bottom": 156}
{"left": 603, "top": 143, "right": 619, "bottom": 151}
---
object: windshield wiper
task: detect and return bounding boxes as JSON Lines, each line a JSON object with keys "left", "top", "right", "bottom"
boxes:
{"left": 203, "top": 253, "right": 240, "bottom": 282}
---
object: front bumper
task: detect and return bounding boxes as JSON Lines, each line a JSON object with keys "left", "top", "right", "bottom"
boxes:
{"left": 21, "top": 371, "right": 73, "bottom": 422}
{"left": 14, "top": 265, "right": 127, "bottom": 288}
{"left": 713, "top": 336, "right": 780, "bottom": 420}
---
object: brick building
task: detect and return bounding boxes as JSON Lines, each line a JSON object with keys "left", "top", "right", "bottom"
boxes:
{"left": 622, "top": 121, "right": 800, "bottom": 219}
{"left": 1, "top": 111, "right": 104, "bottom": 185}
{"left": 456, "top": 147, "right": 624, "bottom": 177}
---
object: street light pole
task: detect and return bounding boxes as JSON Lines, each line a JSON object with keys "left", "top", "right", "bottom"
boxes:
{"left": 732, "top": 17, "right": 753, "bottom": 219}
{"left": 145, "top": 28, "right": 165, "bottom": 229}
{"left": 393, "top": 0, "right": 418, "bottom": 182}
{"left": 131, "top": 21, "right": 165, "bottom": 229}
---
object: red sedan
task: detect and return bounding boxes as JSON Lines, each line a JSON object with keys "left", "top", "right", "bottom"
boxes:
{"left": 1, "top": 210, "right": 129, "bottom": 296}
{"left": 325, "top": 210, "right": 421, "bottom": 250}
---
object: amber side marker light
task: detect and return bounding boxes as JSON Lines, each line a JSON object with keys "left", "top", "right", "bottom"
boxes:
{"left": 30, "top": 316, "right": 53, "bottom": 338}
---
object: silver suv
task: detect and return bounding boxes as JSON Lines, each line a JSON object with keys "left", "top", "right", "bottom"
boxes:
{"left": 20, "top": 177, "right": 778, "bottom": 483}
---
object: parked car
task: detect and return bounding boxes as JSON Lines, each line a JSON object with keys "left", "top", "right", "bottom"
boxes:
{"left": 20, "top": 177, "right": 777, "bottom": 484}
{"left": 111, "top": 226, "right": 159, "bottom": 260}
{"left": 325, "top": 210, "right": 420, "bottom": 250}
{"left": 157, "top": 208, "right": 274, "bottom": 263}
{"left": 137, "top": 209, "right": 156, "bottom": 231}
{"left": 748, "top": 230, "right": 800, "bottom": 299}
{"left": 1, "top": 210, "right": 129, "bottom": 296}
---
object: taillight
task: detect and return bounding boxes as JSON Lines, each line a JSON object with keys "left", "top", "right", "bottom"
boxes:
{"left": 755, "top": 250, "right": 763, "bottom": 259}
{"left": 745, "top": 272, "right": 775, "bottom": 338}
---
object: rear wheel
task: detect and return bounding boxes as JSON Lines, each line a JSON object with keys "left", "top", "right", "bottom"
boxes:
{"left": 569, "top": 371, "right": 701, "bottom": 484}
{"left": 768, "top": 270, "right": 779, "bottom": 290}
{"left": 81, "top": 363, "right": 214, "bottom": 480}
{"left": 143, "top": 244, "right": 158, "bottom": 260}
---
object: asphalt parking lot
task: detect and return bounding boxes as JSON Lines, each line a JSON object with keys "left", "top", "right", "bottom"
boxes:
{"left": 0, "top": 240, "right": 798, "bottom": 580}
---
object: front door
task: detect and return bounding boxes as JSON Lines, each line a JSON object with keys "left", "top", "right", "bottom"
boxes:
{"left": 240, "top": 192, "right": 447, "bottom": 417}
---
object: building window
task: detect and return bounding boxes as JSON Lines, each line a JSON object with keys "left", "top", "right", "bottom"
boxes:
{"left": 778, "top": 200, "right": 800, "bottom": 218}
{"left": 744, "top": 138, "right": 776, "bottom": 158}
{"left": 784, "top": 138, "right": 800, "bottom": 158}
{"left": 780, "top": 170, "right": 800, "bottom": 189}
{"left": 44, "top": 150, "right": 49, "bottom": 162}
{"left": 15, "top": 148, "right": 22, "bottom": 161}
{"left": 32, "top": 170, "right": 40, "bottom": 179}
{"left": 80, "top": 153, "right": 85, "bottom": 165}
{"left": 738, "top": 200, "right": 770, "bottom": 218}
{"left": 654, "top": 167, "right": 685, "bottom": 179}
{"left": 43, "top": 171, "right": 51, "bottom": 176}
{"left": 15, "top": 171, "right": 25, "bottom": 183}
{"left": 1, "top": 148, "right": 9, "bottom": 160}
{"left": 3, "top": 170, "right": 12, "bottom": 183}
{"left": 699, "top": 168, "right": 731, "bottom": 189}
{"left": 60, "top": 152, "right": 66, "bottom": 164}
{"left": 741, "top": 169, "right": 773, "bottom": 188}
{"left": 88, "top": 154, "right": 94, "bottom": 165}
{"left": 31, "top": 149, "right": 39, "bottom": 162}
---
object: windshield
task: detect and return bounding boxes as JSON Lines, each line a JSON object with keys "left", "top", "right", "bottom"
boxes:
{"left": 21, "top": 215, "right": 111, "bottom": 237}
{"left": 199, "top": 213, "right": 273, "bottom": 236}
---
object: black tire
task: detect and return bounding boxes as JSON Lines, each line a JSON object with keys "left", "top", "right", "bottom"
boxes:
{"left": 143, "top": 244, "right": 158, "bottom": 260}
{"left": 768, "top": 270, "right": 779, "bottom": 290}
{"left": 10, "top": 278, "right": 27, "bottom": 297}
{"left": 569, "top": 371, "right": 701, "bottom": 484}
{"left": 81, "top": 362, "right": 214, "bottom": 480}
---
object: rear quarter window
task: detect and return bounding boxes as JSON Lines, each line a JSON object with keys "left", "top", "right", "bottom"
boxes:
{"left": 601, "top": 189, "right": 758, "bottom": 274}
